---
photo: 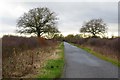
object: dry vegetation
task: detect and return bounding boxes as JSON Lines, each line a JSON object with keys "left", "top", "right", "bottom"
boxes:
{"left": 82, "top": 38, "right": 119, "bottom": 60}
{"left": 64, "top": 35, "right": 120, "bottom": 61}
{"left": 2, "top": 35, "right": 59, "bottom": 78}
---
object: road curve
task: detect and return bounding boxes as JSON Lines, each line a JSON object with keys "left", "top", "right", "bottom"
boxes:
{"left": 63, "top": 42, "right": 118, "bottom": 78}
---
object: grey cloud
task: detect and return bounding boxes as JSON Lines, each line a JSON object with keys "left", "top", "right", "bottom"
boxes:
{"left": 11, "top": 2, "right": 118, "bottom": 24}
{"left": 1, "top": 2, "right": 118, "bottom": 34}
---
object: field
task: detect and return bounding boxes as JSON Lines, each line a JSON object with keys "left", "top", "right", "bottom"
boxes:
{"left": 2, "top": 35, "right": 64, "bottom": 78}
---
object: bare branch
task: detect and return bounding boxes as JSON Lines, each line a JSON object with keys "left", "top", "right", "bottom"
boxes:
{"left": 16, "top": 7, "right": 59, "bottom": 37}
{"left": 80, "top": 19, "right": 107, "bottom": 37}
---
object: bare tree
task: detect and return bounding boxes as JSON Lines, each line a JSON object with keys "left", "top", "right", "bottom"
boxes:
{"left": 80, "top": 19, "right": 107, "bottom": 37}
{"left": 17, "top": 7, "right": 59, "bottom": 37}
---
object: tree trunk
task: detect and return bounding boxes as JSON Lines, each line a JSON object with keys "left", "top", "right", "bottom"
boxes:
{"left": 92, "top": 33, "right": 96, "bottom": 37}
{"left": 37, "top": 34, "right": 40, "bottom": 37}
{"left": 37, "top": 32, "right": 40, "bottom": 37}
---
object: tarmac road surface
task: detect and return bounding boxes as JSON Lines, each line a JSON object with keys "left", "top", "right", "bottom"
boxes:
{"left": 63, "top": 42, "right": 118, "bottom": 78}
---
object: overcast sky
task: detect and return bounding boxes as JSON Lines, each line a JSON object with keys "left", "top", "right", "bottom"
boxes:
{"left": 0, "top": 0, "right": 118, "bottom": 37}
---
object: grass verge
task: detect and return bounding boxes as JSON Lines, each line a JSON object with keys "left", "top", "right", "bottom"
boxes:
{"left": 36, "top": 42, "right": 64, "bottom": 79}
{"left": 71, "top": 43, "right": 120, "bottom": 67}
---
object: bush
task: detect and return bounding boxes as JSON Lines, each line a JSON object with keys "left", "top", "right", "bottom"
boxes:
{"left": 2, "top": 35, "right": 40, "bottom": 58}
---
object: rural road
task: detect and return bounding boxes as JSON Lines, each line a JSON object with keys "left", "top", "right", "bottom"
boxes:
{"left": 63, "top": 42, "right": 119, "bottom": 78}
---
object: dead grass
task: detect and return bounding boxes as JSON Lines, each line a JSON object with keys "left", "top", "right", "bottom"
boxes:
{"left": 82, "top": 45, "right": 118, "bottom": 60}
{"left": 35, "top": 42, "right": 64, "bottom": 78}
{"left": 67, "top": 37, "right": 120, "bottom": 61}
{"left": 3, "top": 45, "right": 58, "bottom": 78}
{"left": 2, "top": 35, "right": 60, "bottom": 78}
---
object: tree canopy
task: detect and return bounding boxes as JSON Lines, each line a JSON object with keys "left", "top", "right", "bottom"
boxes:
{"left": 80, "top": 19, "right": 107, "bottom": 37}
{"left": 17, "top": 7, "right": 59, "bottom": 37}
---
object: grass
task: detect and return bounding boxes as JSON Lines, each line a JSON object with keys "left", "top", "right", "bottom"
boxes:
{"left": 71, "top": 43, "right": 120, "bottom": 67}
{"left": 36, "top": 42, "right": 64, "bottom": 79}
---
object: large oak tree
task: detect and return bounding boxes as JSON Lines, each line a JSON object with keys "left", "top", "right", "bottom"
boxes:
{"left": 17, "top": 7, "right": 59, "bottom": 37}
{"left": 80, "top": 19, "right": 107, "bottom": 37}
